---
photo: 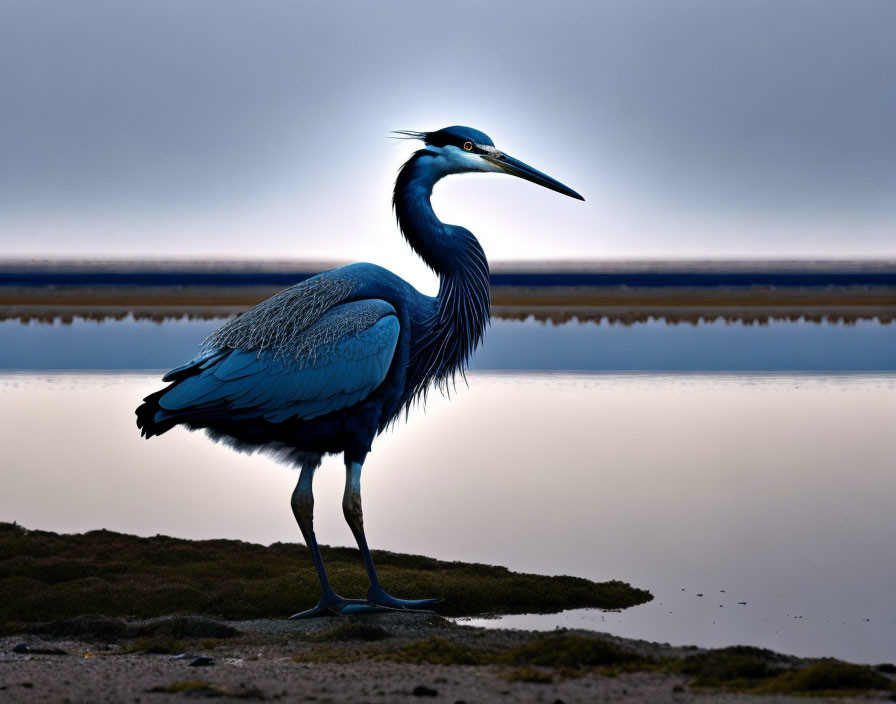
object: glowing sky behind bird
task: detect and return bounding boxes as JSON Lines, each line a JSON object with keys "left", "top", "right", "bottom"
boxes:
{"left": 1, "top": 0, "right": 895, "bottom": 281}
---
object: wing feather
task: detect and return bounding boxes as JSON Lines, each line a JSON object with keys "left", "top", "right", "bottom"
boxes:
{"left": 156, "top": 300, "right": 400, "bottom": 425}
{"left": 214, "top": 350, "right": 263, "bottom": 381}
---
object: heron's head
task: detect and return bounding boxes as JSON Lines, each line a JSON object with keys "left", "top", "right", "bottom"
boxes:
{"left": 394, "top": 125, "right": 584, "bottom": 201}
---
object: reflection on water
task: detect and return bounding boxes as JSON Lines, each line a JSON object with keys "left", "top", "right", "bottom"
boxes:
{"left": 1, "top": 316, "right": 894, "bottom": 371}
{"left": 3, "top": 307, "right": 894, "bottom": 326}
{"left": 1, "top": 371, "right": 894, "bottom": 663}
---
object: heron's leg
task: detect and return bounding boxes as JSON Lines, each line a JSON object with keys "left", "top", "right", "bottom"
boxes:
{"left": 288, "top": 462, "right": 361, "bottom": 619}
{"left": 342, "top": 459, "right": 441, "bottom": 610}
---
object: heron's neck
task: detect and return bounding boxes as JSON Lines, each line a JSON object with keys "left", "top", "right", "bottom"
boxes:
{"left": 393, "top": 150, "right": 491, "bottom": 390}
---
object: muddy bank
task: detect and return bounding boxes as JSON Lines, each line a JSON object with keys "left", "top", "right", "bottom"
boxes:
{"left": 2, "top": 526, "right": 894, "bottom": 701}
{"left": 2, "top": 613, "right": 894, "bottom": 703}
{"left": 0, "top": 523, "right": 650, "bottom": 625}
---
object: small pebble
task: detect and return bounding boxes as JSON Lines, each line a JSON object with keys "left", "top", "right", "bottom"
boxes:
{"left": 12, "top": 643, "right": 29, "bottom": 654}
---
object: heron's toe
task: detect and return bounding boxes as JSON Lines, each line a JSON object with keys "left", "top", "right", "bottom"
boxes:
{"left": 339, "top": 603, "right": 397, "bottom": 615}
{"left": 288, "top": 604, "right": 341, "bottom": 620}
{"left": 367, "top": 587, "right": 442, "bottom": 611}
{"left": 287, "top": 596, "right": 367, "bottom": 619}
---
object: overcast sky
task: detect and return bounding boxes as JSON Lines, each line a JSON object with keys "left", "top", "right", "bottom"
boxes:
{"left": 1, "top": 0, "right": 894, "bottom": 277}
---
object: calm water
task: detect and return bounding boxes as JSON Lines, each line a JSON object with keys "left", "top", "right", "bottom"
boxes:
{"left": 0, "top": 316, "right": 894, "bottom": 370}
{"left": 1, "top": 317, "right": 894, "bottom": 663}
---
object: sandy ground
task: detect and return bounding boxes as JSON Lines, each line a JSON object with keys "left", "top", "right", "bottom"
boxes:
{"left": 1, "top": 614, "right": 892, "bottom": 704}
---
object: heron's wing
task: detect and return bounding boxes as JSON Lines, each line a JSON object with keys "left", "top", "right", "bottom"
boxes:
{"left": 155, "top": 299, "right": 399, "bottom": 423}
{"left": 199, "top": 268, "right": 360, "bottom": 361}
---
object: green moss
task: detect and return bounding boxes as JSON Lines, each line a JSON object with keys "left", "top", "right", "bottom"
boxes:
{"left": 308, "top": 622, "right": 390, "bottom": 642}
{"left": 672, "top": 646, "right": 783, "bottom": 688}
{"left": 153, "top": 680, "right": 214, "bottom": 694}
{"left": 670, "top": 649, "right": 894, "bottom": 696}
{"left": 387, "top": 637, "right": 493, "bottom": 666}
{"left": 125, "top": 636, "right": 189, "bottom": 654}
{"left": 302, "top": 633, "right": 648, "bottom": 672}
{"left": 26, "top": 615, "right": 127, "bottom": 640}
{"left": 118, "top": 617, "right": 241, "bottom": 653}
{"left": 502, "top": 666, "right": 554, "bottom": 684}
{"left": 21, "top": 614, "right": 238, "bottom": 646}
{"left": 505, "top": 634, "right": 645, "bottom": 671}
{"left": 127, "top": 615, "right": 238, "bottom": 640}
{"left": 0, "top": 522, "right": 650, "bottom": 622}
{"left": 384, "top": 633, "right": 648, "bottom": 678}
{"left": 198, "top": 638, "right": 227, "bottom": 650}
{"left": 0, "top": 621, "right": 26, "bottom": 636}
{"left": 761, "top": 661, "right": 893, "bottom": 695}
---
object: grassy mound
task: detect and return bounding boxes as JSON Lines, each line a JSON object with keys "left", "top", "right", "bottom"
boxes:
{"left": 505, "top": 633, "right": 645, "bottom": 670}
{"left": 0, "top": 523, "right": 650, "bottom": 625}
{"left": 760, "top": 660, "right": 893, "bottom": 695}
{"left": 300, "top": 629, "right": 894, "bottom": 696}
{"left": 672, "top": 647, "right": 893, "bottom": 696}
{"left": 382, "top": 633, "right": 647, "bottom": 671}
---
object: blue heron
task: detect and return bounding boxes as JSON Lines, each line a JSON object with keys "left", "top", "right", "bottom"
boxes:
{"left": 136, "top": 126, "right": 583, "bottom": 618}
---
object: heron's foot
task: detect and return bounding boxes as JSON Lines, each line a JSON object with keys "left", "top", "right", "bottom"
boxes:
{"left": 288, "top": 595, "right": 373, "bottom": 620}
{"left": 366, "top": 585, "right": 442, "bottom": 611}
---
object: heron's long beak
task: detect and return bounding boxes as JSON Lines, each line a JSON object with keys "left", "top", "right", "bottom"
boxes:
{"left": 482, "top": 152, "right": 584, "bottom": 201}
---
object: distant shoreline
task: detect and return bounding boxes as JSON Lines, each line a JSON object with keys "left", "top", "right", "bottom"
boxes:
{"left": 1, "top": 287, "right": 893, "bottom": 325}
{"left": 2, "top": 260, "right": 893, "bottom": 325}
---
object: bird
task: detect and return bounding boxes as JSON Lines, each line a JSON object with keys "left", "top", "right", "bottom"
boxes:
{"left": 136, "top": 126, "right": 583, "bottom": 618}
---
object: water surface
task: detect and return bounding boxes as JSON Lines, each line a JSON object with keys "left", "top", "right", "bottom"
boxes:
{"left": 1, "top": 371, "right": 893, "bottom": 663}
{"left": 1, "top": 316, "right": 893, "bottom": 371}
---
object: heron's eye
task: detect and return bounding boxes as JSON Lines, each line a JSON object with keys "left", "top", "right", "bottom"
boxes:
{"left": 463, "top": 141, "right": 473, "bottom": 151}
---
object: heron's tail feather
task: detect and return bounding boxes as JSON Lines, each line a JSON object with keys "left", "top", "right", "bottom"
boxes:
{"left": 135, "top": 387, "right": 178, "bottom": 439}
{"left": 136, "top": 349, "right": 230, "bottom": 438}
